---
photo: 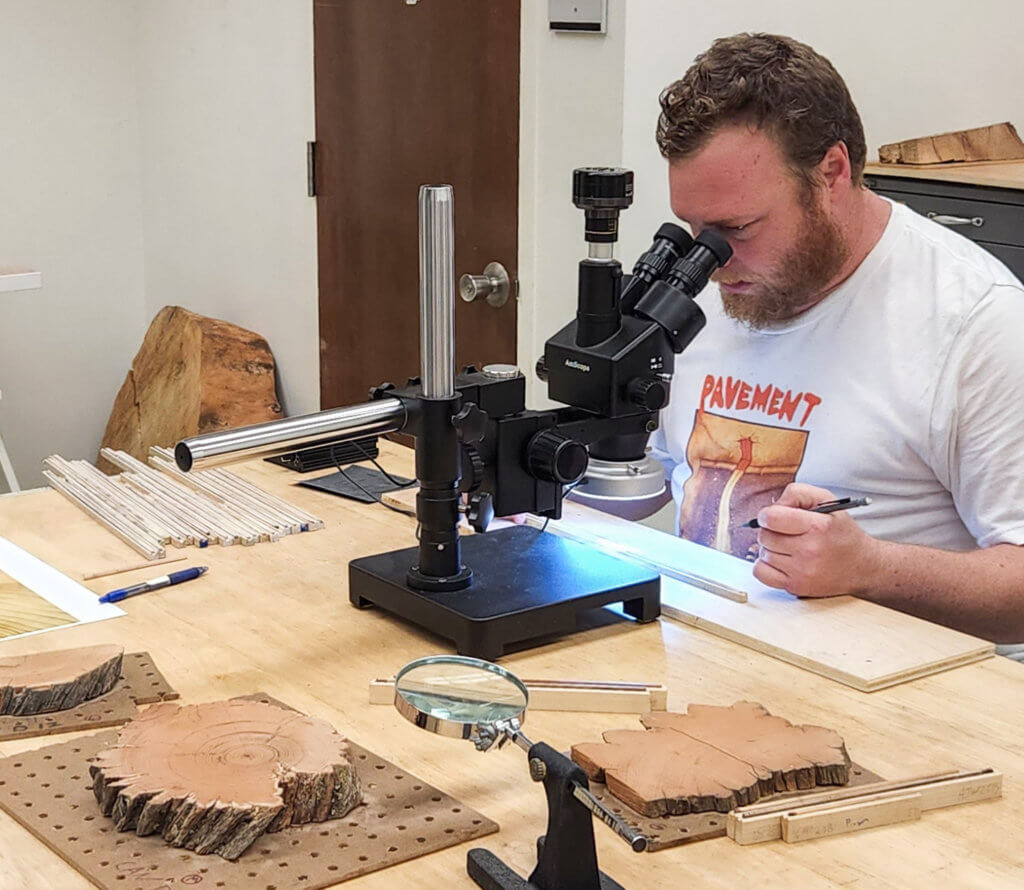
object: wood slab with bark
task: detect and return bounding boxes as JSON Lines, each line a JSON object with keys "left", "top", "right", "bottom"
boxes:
{"left": 571, "top": 701, "right": 850, "bottom": 817}
{"left": 98, "top": 306, "right": 282, "bottom": 473}
{"left": 0, "top": 644, "right": 123, "bottom": 716}
{"left": 90, "top": 699, "right": 362, "bottom": 859}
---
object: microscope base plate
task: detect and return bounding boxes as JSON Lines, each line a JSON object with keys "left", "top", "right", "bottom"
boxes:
{"left": 349, "top": 525, "right": 660, "bottom": 661}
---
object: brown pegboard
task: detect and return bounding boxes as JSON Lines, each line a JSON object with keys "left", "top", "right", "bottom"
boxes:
{"left": 585, "top": 760, "right": 885, "bottom": 851}
{"left": 0, "top": 696, "right": 498, "bottom": 889}
{"left": 0, "top": 651, "right": 178, "bottom": 742}
{"left": 117, "top": 651, "right": 179, "bottom": 706}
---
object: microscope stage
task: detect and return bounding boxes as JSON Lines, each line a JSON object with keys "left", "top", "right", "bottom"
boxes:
{"left": 349, "top": 525, "right": 660, "bottom": 660}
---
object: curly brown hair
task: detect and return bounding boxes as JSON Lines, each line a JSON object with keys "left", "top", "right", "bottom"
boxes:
{"left": 657, "top": 33, "right": 867, "bottom": 188}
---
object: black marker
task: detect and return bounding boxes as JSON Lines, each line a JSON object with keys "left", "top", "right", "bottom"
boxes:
{"left": 737, "top": 497, "right": 872, "bottom": 530}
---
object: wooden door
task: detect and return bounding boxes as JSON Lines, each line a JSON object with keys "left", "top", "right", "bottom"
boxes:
{"left": 313, "top": 0, "right": 520, "bottom": 409}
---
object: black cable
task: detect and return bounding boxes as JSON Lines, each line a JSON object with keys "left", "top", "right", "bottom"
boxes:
{"left": 534, "top": 477, "right": 589, "bottom": 536}
{"left": 329, "top": 443, "right": 417, "bottom": 518}
{"left": 348, "top": 438, "right": 417, "bottom": 489}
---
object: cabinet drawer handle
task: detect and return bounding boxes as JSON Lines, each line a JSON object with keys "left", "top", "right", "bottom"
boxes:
{"left": 927, "top": 212, "right": 984, "bottom": 228}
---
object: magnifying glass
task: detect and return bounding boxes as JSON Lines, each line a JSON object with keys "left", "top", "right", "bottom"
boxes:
{"left": 394, "top": 655, "right": 646, "bottom": 890}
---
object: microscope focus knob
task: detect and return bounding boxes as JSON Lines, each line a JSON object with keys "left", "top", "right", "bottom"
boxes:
{"left": 460, "top": 444, "right": 485, "bottom": 493}
{"left": 627, "top": 376, "right": 669, "bottom": 411}
{"left": 527, "top": 430, "right": 588, "bottom": 485}
{"left": 467, "top": 492, "right": 495, "bottom": 534}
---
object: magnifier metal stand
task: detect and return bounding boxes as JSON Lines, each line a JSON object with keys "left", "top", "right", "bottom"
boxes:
{"left": 395, "top": 651, "right": 643, "bottom": 888}
{"left": 467, "top": 740, "right": 629, "bottom": 890}
{"left": 393, "top": 656, "right": 643, "bottom": 890}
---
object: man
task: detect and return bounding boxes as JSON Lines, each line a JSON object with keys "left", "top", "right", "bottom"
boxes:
{"left": 648, "top": 33, "right": 1024, "bottom": 654}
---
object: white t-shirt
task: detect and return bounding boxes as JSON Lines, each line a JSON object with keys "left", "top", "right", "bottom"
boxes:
{"left": 650, "top": 200, "right": 1024, "bottom": 657}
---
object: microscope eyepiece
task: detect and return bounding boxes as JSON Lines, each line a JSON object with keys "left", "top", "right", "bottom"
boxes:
{"left": 664, "top": 229, "right": 734, "bottom": 296}
{"left": 693, "top": 229, "right": 732, "bottom": 264}
{"left": 633, "top": 230, "right": 733, "bottom": 354}
{"left": 655, "top": 222, "right": 694, "bottom": 254}
{"left": 620, "top": 223, "right": 694, "bottom": 313}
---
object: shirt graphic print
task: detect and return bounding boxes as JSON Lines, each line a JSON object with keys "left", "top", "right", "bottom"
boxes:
{"left": 678, "top": 373, "right": 821, "bottom": 560}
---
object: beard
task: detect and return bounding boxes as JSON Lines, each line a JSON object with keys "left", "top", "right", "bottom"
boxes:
{"left": 716, "top": 197, "right": 851, "bottom": 329}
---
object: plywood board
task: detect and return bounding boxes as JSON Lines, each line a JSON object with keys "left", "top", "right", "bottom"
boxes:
{"left": 542, "top": 505, "right": 994, "bottom": 691}
{"left": 0, "top": 694, "right": 497, "bottom": 890}
{"left": 660, "top": 577, "right": 994, "bottom": 692}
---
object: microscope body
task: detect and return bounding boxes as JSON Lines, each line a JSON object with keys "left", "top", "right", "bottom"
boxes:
{"left": 177, "top": 167, "right": 731, "bottom": 600}
{"left": 440, "top": 167, "right": 730, "bottom": 526}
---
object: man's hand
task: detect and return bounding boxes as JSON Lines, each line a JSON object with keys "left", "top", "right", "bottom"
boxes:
{"left": 752, "top": 482, "right": 880, "bottom": 597}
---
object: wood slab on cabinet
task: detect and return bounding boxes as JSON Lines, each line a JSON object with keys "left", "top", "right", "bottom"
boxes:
{"left": 878, "top": 122, "right": 1024, "bottom": 165}
{"left": 0, "top": 439, "right": 1020, "bottom": 889}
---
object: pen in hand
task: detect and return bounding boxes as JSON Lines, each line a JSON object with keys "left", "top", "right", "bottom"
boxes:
{"left": 98, "top": 566, "right": 208, "bottom": 604}
{"left": 735, "top": 497, "right": 872, "bottom": 530}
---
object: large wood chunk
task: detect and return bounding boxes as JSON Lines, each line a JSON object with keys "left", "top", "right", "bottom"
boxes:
{"left": 878, "top": 122, "right": 1024, "bottom": 165}
{"left": 89, "top": 699, "right": 362, "bottom": 859}
{"left": 571, "top": 701, "right": 850, "bottom": 817}
{"left": 98, "top": 306, "right": 282, "bottom": 473}
{"left": 0, "top": 644, "right": 123, "bottom": 716}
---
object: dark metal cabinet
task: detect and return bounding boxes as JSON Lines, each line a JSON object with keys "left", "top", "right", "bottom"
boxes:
{"left": 864, "top": 173, "right": 1024, "bottom": 281}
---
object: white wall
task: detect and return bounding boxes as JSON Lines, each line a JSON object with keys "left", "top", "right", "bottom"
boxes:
{"left": 3, "top": 2, "right": 1020, "bottom": 491}
{"left": 136, "top": 0, "right": 319, "bottom": 419}
{"left": 518, "top": 1, "right": 626, "bottom": 407}
{"left": 0, "top": 1, "right": 317, "bottom": 491}
{"left": 618, "top": 0, "right": 1024, "bottom": 265}
{"left": 520, "top": 1, "right": 1024, "bottom": 380}
{"left": 0, "top": 0, "right": 148, "bottom": 490}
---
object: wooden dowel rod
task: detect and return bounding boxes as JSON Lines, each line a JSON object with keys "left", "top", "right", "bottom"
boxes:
{"left": 82, "top": 556, "right": 188, "bottom": 581}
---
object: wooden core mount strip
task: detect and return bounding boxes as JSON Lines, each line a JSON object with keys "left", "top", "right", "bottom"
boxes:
{"left": 727, "top": 768, "right": 1003, "bottom": 845}
{"left": 370, "top": 677, "right": 668, "bottom": 713}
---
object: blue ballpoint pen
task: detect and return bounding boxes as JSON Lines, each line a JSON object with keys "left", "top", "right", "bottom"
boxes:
{"left": 99, "top": 566, "right": 208, "bottom": 604}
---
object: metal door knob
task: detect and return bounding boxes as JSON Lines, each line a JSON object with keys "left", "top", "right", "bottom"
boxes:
{"left": 459, "top": 262, "right": 511, "bottom": 307}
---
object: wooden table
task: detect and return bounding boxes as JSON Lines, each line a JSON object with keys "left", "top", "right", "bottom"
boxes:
{"left": 0, "top": 442, "right": 1021, "bottom": 888}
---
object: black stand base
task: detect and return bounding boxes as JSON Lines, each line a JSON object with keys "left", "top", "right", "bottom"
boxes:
{"left": 472, "top": 721, "right": 631, "bottom": 889}
{"left": 467, "top": 848, "right": 626, "bottom": 890}
{"left": 349, "top": 526, "right": 660, "bottom": 661}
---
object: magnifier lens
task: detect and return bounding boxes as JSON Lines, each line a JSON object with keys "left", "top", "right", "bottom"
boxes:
{"left": 395, "top": 657, "right": 527, "bottom": 725}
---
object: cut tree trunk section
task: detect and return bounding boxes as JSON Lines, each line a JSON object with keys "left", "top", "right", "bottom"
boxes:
{"left": 571, "top": 701, "right": 850, "bottom": 817}
{"left": 98, "top": 306, "right": 282, "bottom": 474}
{"left": 0, "top": 644, "right": 123, "bottom": 716}
{"left": 90, "top": 699, "right": 362, "bottom": 859}
{"left": 878, "top": 122, "right": 1024, "bottom": 165}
